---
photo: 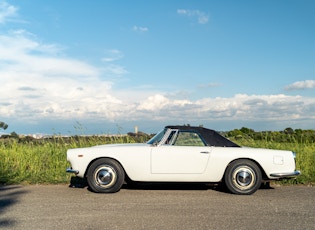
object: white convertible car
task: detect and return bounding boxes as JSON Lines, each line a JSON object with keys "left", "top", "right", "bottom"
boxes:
{"left": 66, "top": 125, "right": 300, "bottom": 195}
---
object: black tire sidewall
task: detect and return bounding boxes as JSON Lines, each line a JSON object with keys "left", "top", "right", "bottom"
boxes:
{"left": 87, "top": 158, "right": 125, "bottom": 193}
{"left": 224, "top": 160, "right": 262, "bottom": 195}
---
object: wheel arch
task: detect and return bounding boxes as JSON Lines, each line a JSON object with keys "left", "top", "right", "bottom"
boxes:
{"left": 223, "top": 158, "right": 268, "bottom": 181}
{"left": 84, "top": 157, "right": 129, "bottom": 179}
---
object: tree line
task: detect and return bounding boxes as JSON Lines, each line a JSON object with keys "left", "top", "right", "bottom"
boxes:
{"left": 225, "top": 127, "right": 315, "bottom": 143}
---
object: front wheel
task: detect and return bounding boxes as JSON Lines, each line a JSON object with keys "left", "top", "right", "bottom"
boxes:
{"left": 87, "top": 158, "right": 125, "bottom": 193}
{"left": 224, "top": 159, "right": 262, "bottom": 195}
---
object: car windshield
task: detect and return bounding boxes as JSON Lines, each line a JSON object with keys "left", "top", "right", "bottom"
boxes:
{"left": 147, "top": 129, "right": 167, "bottom": 145}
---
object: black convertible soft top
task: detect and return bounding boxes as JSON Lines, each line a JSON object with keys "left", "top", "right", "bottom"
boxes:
{"left": 165, "top": 125, "right": 240, "bottom": 147}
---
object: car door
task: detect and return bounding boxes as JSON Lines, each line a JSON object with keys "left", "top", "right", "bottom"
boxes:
{"left": 151, "top": 130, "right": 211, "bottom": 174}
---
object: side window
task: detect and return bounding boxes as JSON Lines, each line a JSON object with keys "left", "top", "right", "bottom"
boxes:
{"left": 173, "top": 131, "right": 205, "bottom": 146}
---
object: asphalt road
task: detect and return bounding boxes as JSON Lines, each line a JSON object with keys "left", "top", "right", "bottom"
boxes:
{"left": 0, "top": 183, "right": 314, "bottom": 230}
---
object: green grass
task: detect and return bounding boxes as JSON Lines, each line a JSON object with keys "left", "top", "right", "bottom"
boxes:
{"left": 0, "top": 138, "right": 68, "bottom": 184}
{"left": 0, "top": 135, "right": 314, "bottom": 185}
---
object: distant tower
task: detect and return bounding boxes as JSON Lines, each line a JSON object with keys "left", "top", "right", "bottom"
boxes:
{"left": 134, "top": 126, "right": 138, "bottom": 134}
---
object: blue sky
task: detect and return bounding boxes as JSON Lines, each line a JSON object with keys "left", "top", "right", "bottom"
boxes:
{"left": 0, "top": 0, "right": 314, "bottom": 135}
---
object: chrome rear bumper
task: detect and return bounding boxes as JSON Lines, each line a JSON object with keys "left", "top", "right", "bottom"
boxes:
{"left": 270, "top": 170, "right": 301, "bottom": 178}
{"left": 66, "top": 168, "right": 79, "bottom": 175}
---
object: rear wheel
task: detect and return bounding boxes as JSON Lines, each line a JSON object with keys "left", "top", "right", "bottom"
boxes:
{"left": 87, "top": 158, "right": 125, "bottom": 193}
{"left": 224, "top": 159, "right": 262, "bottom": 195}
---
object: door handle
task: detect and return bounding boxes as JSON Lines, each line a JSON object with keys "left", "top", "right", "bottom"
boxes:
{"left": 200, "top": 151, "right": 210, "bottom": 154}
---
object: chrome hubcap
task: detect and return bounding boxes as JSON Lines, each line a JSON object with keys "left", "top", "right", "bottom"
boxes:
{"left": 236, "top": 171, "right": 252, "bottom": 186}
{"left": 232, "top": 166, "right": 255, "bottom": 190}
{"left": 94, "top": 165, "right": 117, "bottom": 188}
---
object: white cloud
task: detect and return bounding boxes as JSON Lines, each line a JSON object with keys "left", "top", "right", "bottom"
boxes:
{"left": 101, "top": 50, "right": 128, "bottom": 76}
{"left": 101, "top": 49, "right": 124, "bottom": 62}
{"left": 0, "top": 2, "right": 129, "bottom": 126}
{"left": 1, "top": 2, "right": 314, "bottom": 133}
{"left": 129, "top": 93, "right": 315, "bottom": 125}
{"left": 0, "top": 29, "right": 127, "bottom": 122}
{"left": 0, "top": 31, "right": 99, "bottom": 77}
{"left": 1, "top": 30, "right": 314, "bottom": 127}
{"left": 133, "top": 26, "right": 149, "bottom": 32}
{"left": 102, "top": 64, "right": 128, "bottom": 76}
{"left": 198, "top": 82, "right": 221, "bottom": 88}
{"left": 177, "top": 9, "right": 209, "bottom": 24}
{"left": 0, "top": 1, "right": 18, "bottom": 24}
{"left": 284, "top": 80, "right": 315, "bottom": 91}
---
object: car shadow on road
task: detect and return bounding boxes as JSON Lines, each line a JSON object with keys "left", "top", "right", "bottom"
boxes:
{"left": 69, "top": 176, "right": 88, "bottom": 188}
{"left": 68, "top": 176, "right": 275, "bottom": 194}
{"left": 123, "top": 182, "right": 225, "bottom": 192}
{"left": 123, "top": 182, "right": 275, "bottom": 194}
{"left": 68, "top": 176, "right": 226, "bottom": 192}
{"left": 0, "top": 185, "right": 27, "bottom": 228}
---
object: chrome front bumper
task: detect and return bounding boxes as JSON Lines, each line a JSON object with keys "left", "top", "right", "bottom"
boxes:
{"left": 66, "top": 168, "right": 79, "bottom": 175}
{"left": 270, "top": 170, "right": 301, "bottom": 178}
